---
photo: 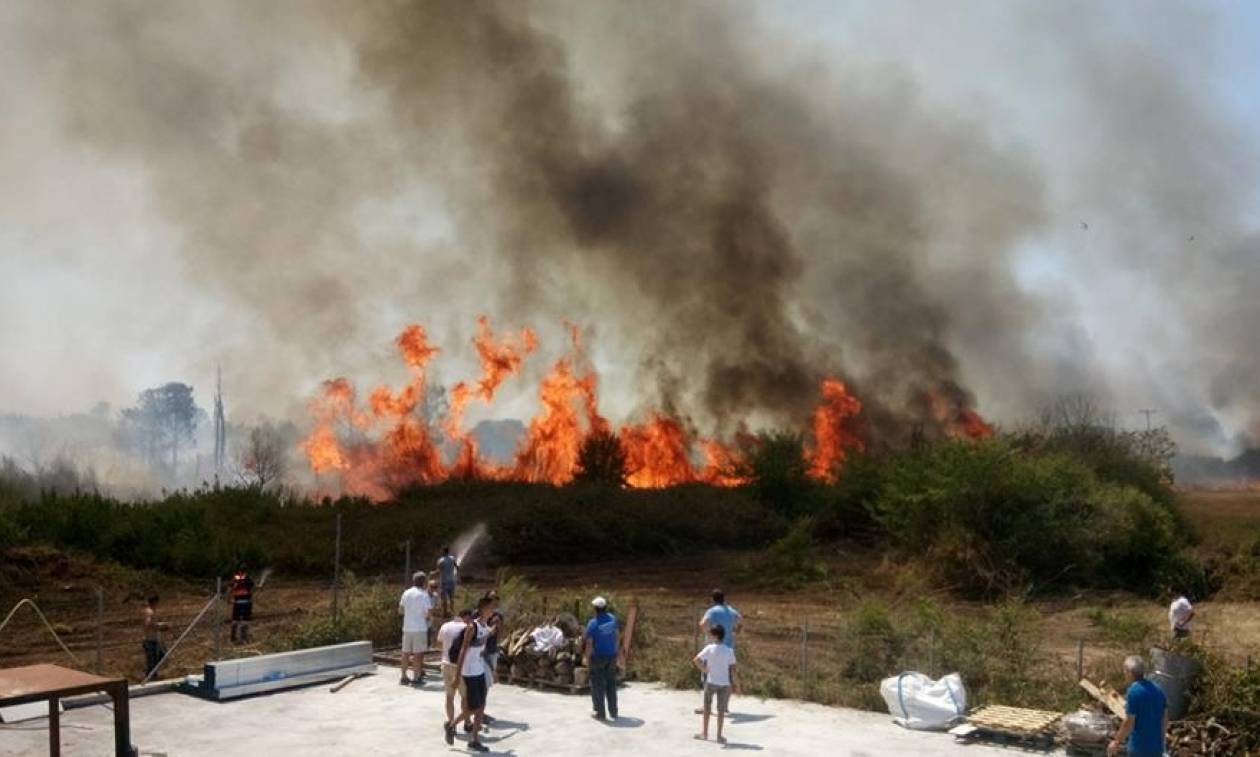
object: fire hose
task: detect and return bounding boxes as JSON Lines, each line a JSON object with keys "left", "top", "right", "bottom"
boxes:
{"left": 0, "top": 597, "right": 82, "bottom": 666}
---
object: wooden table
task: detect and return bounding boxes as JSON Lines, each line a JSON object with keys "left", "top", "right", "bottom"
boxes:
{"left": 0, "top": 664, "right": 135, "bottom": 757}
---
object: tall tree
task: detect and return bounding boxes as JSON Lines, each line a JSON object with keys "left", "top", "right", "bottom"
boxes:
{"left": 573, "top": 430, "right": 628, "bottom": 487}
{"left": 122, "top": 382, "right": 201, "bottom": 470}
{"left": 236, "top": 422, "right": 288, "bottom": 491}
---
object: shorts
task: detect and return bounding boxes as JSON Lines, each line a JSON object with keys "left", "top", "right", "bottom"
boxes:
{"left": 231, "top": 601, "right": 252, "bottom": 621}
{"left": 1173, "top": 627, "right": 1191, "bottom": 639}
{"left": 401, "top": 631, "right": 428, "bottom": 653}
{"left": 442, "top": 663, "right": 465, "bottom": 698}
{"left": 463, "top": 674, "right": 488, "bottom": 711}
{"left": 703, "top": 683, "right": 731, "bottom": 714}
{"left": 441, "top": 582, "right": 456, "bottom": 600}
{"left": 484, "top": 652, "right": 499, "bottom": 687}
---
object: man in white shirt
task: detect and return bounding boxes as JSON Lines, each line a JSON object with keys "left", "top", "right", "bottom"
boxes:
{"left": 1168, "top": 594, "right": 1195, "bottom": 639}
{"left": 399, "top": 571, "right": 433, "bottom": 685}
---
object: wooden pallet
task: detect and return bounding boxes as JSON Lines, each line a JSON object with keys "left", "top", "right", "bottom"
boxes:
{"left": 968, "top": 705, "right": 1063, "bottom": 735}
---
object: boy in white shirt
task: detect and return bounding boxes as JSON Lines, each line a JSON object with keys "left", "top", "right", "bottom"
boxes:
{"left": 693, "top": 625, "right": 739, "bottom": 743}
{"left": 398, "top": 571, "right": 433, "bottom": 685}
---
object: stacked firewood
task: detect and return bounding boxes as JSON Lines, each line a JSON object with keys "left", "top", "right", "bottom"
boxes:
{"left": 1167, "top": 719, "right": 1242, "bottom": 756}
{"left": 500, "top": 623, "right": 588, "bottom": 688}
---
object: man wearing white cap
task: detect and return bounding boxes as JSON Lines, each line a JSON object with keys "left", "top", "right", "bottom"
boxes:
{"left": 583, "top": 596, "right": 622, "bottom": 720}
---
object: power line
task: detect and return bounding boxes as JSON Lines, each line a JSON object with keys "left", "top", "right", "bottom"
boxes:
{"left": 1138, "top": 408, "right": 1157, "bottom": 431}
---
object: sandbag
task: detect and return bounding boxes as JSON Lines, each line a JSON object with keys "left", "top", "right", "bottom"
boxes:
{"left": 879, "top": 672, "right": 966, "bottom": 730}
{"left": 1063, "top": 709, "right": 1114, "bottom": 746}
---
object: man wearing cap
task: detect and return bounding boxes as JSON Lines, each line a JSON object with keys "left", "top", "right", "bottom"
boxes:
{"left": 583, "top": 596, "right": 622, "bottom": 721}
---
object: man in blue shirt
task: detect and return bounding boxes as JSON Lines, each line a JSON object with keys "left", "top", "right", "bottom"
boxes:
{"left": 696, "top": 589, "right": 744, "bottom": 714}
{"left": 699, "top": 589, "right": 743, "bottom": 649}
{"left": 1109, "top": 655, "right": 1167, "bottom": 757}
{"left": 583, "top": 596, "right": 621, "bottom": 721}
{"left": 436, "top": 547, "right": 459, "bottom": 617}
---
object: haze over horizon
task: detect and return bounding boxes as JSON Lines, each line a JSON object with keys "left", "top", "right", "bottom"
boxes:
{"left": 3, "top": 1, "right": 1260, "bottom": 460}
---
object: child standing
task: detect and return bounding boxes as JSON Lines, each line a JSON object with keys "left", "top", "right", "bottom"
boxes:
{"left": 693, "top": 625, "right": 739, "bottom": 743}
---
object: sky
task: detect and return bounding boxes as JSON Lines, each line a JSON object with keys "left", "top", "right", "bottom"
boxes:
{"left": 1, "top": 1, "right": 1259, "bottom": 457}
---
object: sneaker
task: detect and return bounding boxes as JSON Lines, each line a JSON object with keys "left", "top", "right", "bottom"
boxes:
{"left": 468, "top": 742, "right": 489, "bottom": 753}
{"left": 591, "top": 712, "right": 606, "bottom": 721}
{"left": 716, "top": 736, "right": 727, "bottom": 744}
{"left": 411, "top": 678, "right": 425, "bottom": 687}
{"left": 464, "top": 721, "right": 475, "bottom": 733}
{"left": 609, "top": 712, "right": 618, "bottom": 720}
{"left": 443, "top": 722, "right": 455, "bottom": 746}
{"left": 693, "top": 708, "right": 705, "bottom": 715}
{"left": 482, "top": 714, "right": 496, "bottom": 725}
{"left": 399, "top": 676, "right": 410, "bottom": 686}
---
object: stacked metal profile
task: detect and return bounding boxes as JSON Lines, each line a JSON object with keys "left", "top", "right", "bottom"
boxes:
{"left": 193, "top": 641, "right": 376, "bottom": 700}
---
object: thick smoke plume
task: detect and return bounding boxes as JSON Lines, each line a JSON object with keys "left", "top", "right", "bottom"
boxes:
{"left": 2, "top": 1, "right": 1258, "bottom": 456}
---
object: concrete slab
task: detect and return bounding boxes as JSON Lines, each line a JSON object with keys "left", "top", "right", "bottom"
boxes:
{"left": 0, "top": 674, "right": 1064, "bottom": 756}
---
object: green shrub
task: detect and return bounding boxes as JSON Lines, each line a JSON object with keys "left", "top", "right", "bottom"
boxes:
{"left": 764, "top": 520, "right": 827, "bottom": 589}
{"left": 1084, "top": 607, "right": 1156, "bottom": 646}
{"left": 872, "top": 439, "right": 1197, "bottom": 597}
{"left": 282, "top": 574, "right": 399, "bottom": 650}
{"left": 813, "top": 453, "right": 883, "bottom": 538}
{"left": 747, "top": 431, "right": 812, "bottom": 518}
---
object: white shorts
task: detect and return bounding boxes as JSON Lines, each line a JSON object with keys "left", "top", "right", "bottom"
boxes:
{"left": 402, "top": 631, "right": 428, "bottom": 653}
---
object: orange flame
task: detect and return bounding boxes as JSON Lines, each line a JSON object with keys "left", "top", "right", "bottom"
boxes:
{"left": 926, "top": 387, "right": 995, "bottom": 440}
{"left": 807, "top": 377, "right": 864, "bottom": 482}
{"left": 301, "top": 321, "right": 891, "bottom": 497}
{"left": 620, "top": 414, "right": 695, "bottom": 488}
{"left": 512, "top": 357, "right": 601, "bottom": 484}
{"left": 445, "top": 316, "right": 538, "bottom": 438}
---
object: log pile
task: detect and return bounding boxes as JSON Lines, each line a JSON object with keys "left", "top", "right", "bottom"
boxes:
{"left": 499, "top": 624, "right": 588, "bottom": 690}
{"left": 1167, "top": 719, "right": 1242, "bottom": 756}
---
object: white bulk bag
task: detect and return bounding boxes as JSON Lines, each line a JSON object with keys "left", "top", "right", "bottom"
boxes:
{"left": 879, "top": 671, "right": 966, "bottom": 730}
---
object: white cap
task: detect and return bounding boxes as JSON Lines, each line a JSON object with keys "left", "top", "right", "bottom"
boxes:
{"left": 591, "top": 596, "right": 608, "bottom": 609}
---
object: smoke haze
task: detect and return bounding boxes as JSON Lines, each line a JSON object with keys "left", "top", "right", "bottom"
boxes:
{"left": 2, "top": 0, "right": 1258, "bottom": 459}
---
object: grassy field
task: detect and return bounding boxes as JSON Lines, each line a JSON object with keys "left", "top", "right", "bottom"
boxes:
{"left": 4, "top": 488, "right": 1258, "bottom": 716}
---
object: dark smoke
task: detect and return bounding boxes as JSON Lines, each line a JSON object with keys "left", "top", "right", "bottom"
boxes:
{"left": 5, "top": 1, "right": 1259, "bottom": 454}
{"left": 353, "top": 1, "right": 1043, "bottom": 438}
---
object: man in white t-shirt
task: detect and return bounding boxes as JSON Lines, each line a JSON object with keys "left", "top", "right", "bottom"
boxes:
{"left": 1169, "top": 594, "right": 1195, "bottom": 639}
{"left": 399, "top": 571, "right": 433, "bottom": 685}
{"left": 693, "top": 625, "right": 739, "bottom": 743}
{"left": 437, "top": 610, "right": 471, "bottom": 732}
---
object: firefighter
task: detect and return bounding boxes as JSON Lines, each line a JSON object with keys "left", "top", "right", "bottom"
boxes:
{"left": 228, "top": 566, "right": 255, "bottom": 643}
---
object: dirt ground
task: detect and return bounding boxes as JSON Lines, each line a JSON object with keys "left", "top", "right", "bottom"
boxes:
{"left": 4, "top": 490, "right": 1258, "bottom": 695}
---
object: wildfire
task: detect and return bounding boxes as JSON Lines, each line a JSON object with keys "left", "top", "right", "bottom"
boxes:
{"left": 926, "top": 387, "right": 995, "bottom": 440}
{"left": 807, "top": 377, "right": 864, "bottom": 482}
{"left": 299, "top": 318, "right": 993, "bottom": 499}
{"left": 620, "top": 414, "right": 695, "bottom": 488}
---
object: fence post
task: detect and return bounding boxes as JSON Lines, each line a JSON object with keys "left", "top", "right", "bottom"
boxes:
{"left": 928, "top": 627, "right": 936, "bottom": 677}
{"left": 1076, "top": 639, "right": 1085, "bottom": 681}
{"left": 213, "top": 577, "right": 223, "bottom": 661}
{"left": 333, "top": 512, "right": 342, "bottom": 629}
{"left": 800, "top": 622, "right": 809, "bottom": 692}
{"left": 94, "top": 588, "right": 104, "bottom": 675}
{"left": 403, "top": 539, "right": 412, "bottom": 588}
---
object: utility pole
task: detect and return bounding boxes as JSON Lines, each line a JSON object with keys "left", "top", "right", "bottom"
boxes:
{"left": 213, "top": 366, "right": 227, "bottom": 479}
{"left": 1138, "top": 408, "right": 1158, "bottom": 431}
